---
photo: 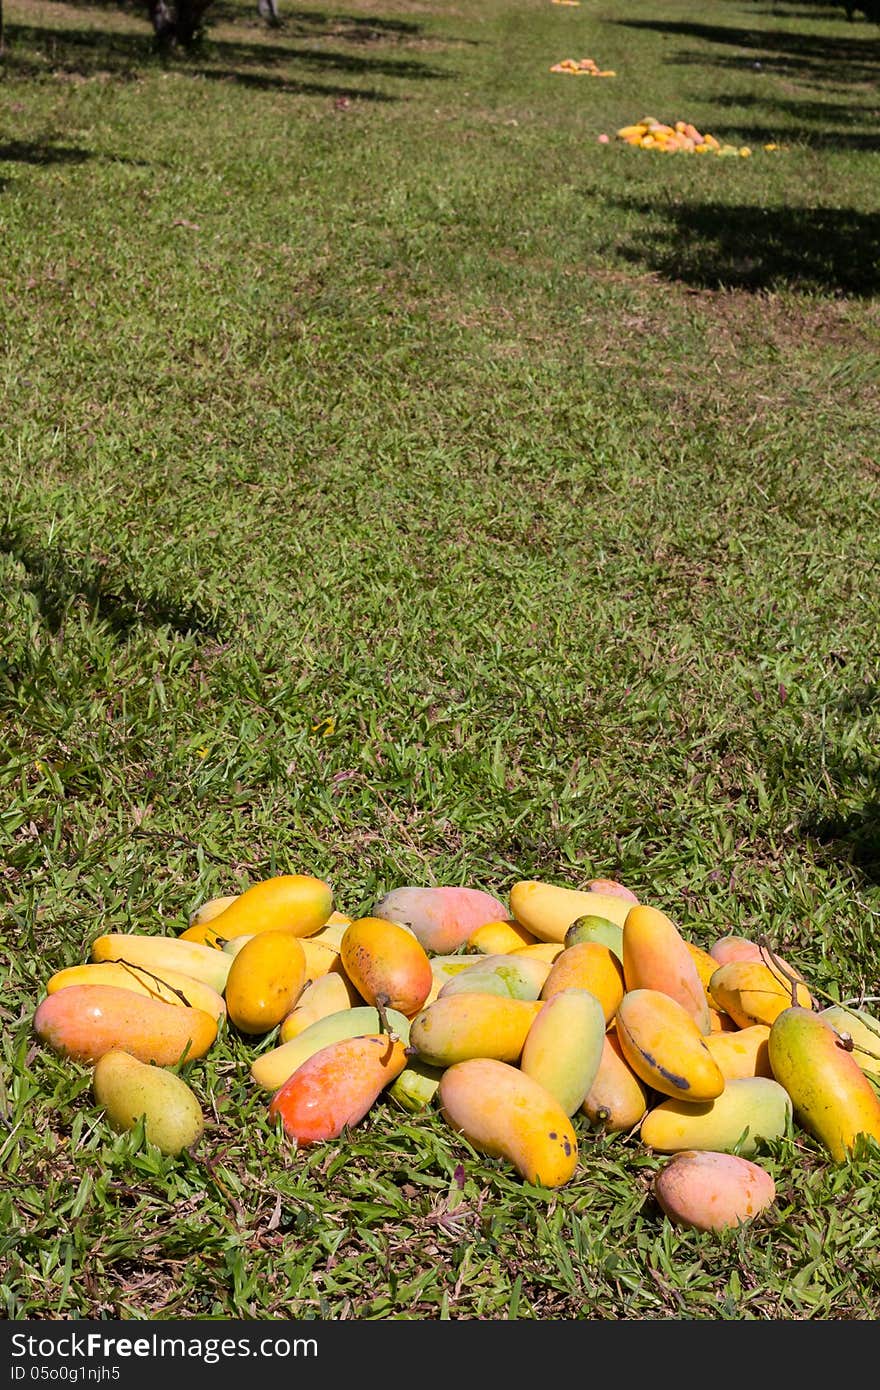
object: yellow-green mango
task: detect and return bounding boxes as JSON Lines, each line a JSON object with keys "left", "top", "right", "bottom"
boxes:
{"left": 408, "top": 994, "right": 544, "bottom": 1068}
{"left": 387, "top": 1058, "right": 445, "bottom": 1113}
{"left": 508, "top": 881, "right": 630, "bottom": 944}
{"left": 581, "top": 1030, "right": 648, "bottom": 1133}
{"left": 564, "top": 915, "right": 624, "bottom": 963}
{"left": 616, "top": 989, "right": 725, "bottom": 1101}
{"left": 438, "top": 952, "right": 550, "bottom": 1002}
{"left": 819, "top": 1005, "right": 880, "bottom": 1079}
{"left": 709, "top": 960, "right": 813, "bottom": 1030}
{"left": 93, "top": 1049, "right": 204, "bottom": 1155}
{"left": 622, "top": 905, "right": 711, "bottom": 1034}
{"left": 91, "top": 933, "right": 232, "bottom": 995}
{"left": 705, "top": 1024, "right": 773, "bottom": 1081}
{"left": 768, "top": 1006, "right": 880, "bottom": 1161}
{"left": 640, "top": 1076, "right": 792, "bottom": 1156}
{"left": 519, "top": 987, "right": 606, "bottom": 1115}
{"left": 539, "top": 941, "right": 624, "bottom": 1025}
{"left": 188, "top": 894, "right": 239, "bottom": 927}
{"left": 250, "top": 1005, "right": 411, "bottom": 1091}
{"left": 438, "top": 1057, "right": 578, "bottom": 1187}
{"left": 279, "top": 972, "right": 361, "bottom": 1042}
{"left": 654, "top": 1151, "right": 777, "bottom": 1232}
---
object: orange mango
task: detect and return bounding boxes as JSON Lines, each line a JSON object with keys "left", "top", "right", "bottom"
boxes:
{"left": 615, "top": 989, "right": 725, "bottom": 1101}
{"left": 268, "top": 1033, "right": 408, "bottom": 1145}
{"left": 539, "top": 941, "right": 624, "bottom": 1024}
{"left": 622, "top": 905, "right": 711, "bottom": 1034}
{"left": 33, "top": 984, "right": 217, "bottom": 1065}
{"left": 46, "top": 961, "right": 226, "bottom": 1022}
{"left": 340, "top": 917, "right": 433, "bottom": 1017}
{"left": 709, "top": 960, "right": 813, "bottom": 1030}
{"left": 581, "top": 1030, "right": 648, "bottom": 1133}
{"left": 224, "top": 931, "right": 307, "bottom": 1035}
{"left": 705, "top": 1024, "right": 772, "bottom": 1081}
{"left": 466, "top": 919, "right": 539, "bottom": 955}
{"left": 205, "top": 873, "right": 333, "bottom": 942}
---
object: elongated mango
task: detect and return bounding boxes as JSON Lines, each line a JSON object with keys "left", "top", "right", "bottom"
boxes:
{"left": 341, "top": 917, "right": 433, "bottom": 1017}
{"left": 520, "top": 987, "right": 606, "bottom": 1115}
{"left": 622, "top": 905, "right": 711, "bottom": 1034}
{"left": 34, "top": 985, "right": 217, "bottom": 1065}
{"left": 705, "top": 1024, "right": 772, "bottom": 1080}
{"left": 268, "top": 1033, "right": 408, "bottom": 1144}
{"left": 205, "top": 873, "right": 333, "bottom": 942}
{"left": 654, "top": 1150, "right": 777, "bottom": 1232}
{"left": 709, "top": 960, "right": 813, "bottom": 1029}
{"left": 279, "top": 973, "right": 361, "bottom": 1042}
{"left": 466, "top": 919, "right": 539, "bottom": 955}
{"left": 46, "top": 961, "right": 227, "bottom": 1022}
{"left": 250, "top": 1005, "right": 411, "bottom": 1091}
{"left": 640, "top": 1076, "right": 792, "bottom": 1156}
{"left": 768, "top": 1006, "right": 880, "bottom": 1161}
{"left": 685, "top": 940, "right": 723, "bottom": 992}
{"left": 439, "top": 1057, "right": 578, "bottom": 1187}
{"left": 509, "top": 881, "right": 630, "bottom": 944}
{"left": 510, "top": 942, "right": 565, "bottom": 964}
{"left": 372, "top": 885, "right": 509, "bottom": 954}
{"left": 438, "top": 952, "right": 550, "bottom": 1001}
{"left": 539, "top": 941, "right": 624, "bottom": 1024}
{"left": 616, "top": 989, "right": 725, "bottom": 1101}
{"left": 408, "top": 994, "right": 543, "bottom": 1068}
{"left": 93, "top": 1050, "right": 204, "bottom": 1156}
{"left": 581, "top": 1030, "right": 648, "bottom": 1133}
{"left": 90, "top": 934, "right": 232, "bottom": 995}
{"left": 224, "top": 930, "right": 307, "bottom": 1035}
{"left": 819, "top": 1004, "right": 880, "bottom": 1078}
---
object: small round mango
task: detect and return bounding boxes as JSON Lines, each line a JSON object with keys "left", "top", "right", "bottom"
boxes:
{"left": 93, "top": 1050, "right": 205, "bottom": 1156}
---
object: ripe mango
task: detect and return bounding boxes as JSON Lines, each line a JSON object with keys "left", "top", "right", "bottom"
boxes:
{"left": 509, "top": 942, "right": 565, "bottom": 964}
{"left": 90, "top": 933, "right": 232, "bottom": 995}
{"left": 34, "top": 985, "right": 217, "bottom": 1065}
{"left": 466, "top": 919, "right": 539, "bottom": 955}
{"left": 615, "top": 989, "right": 725, "bottom": 1101}
{"left": 768, "top": 1006, "right": 880, "bottom": 1161}
{"left": 268, "top": 1033, "right": 408, "bottom": 1145}
{"left": 439, "top": 1057, "right": 578, "bottom": 1187}
{"left": 581, "top": 1030, "right": 648, "bottom": 1133}
{"left": 622, "top": 905, "right": 711, "bottom": 1034}
{"left": 685, "top": 940, "right": 723, "bottom": 993}
{"left": 408, "top": 994, "right": 543, "bottom": 1068}
{"left": 205, "top": 873, "right": 333, "bottom": 942}
{"left": 250, "top": 1005, "right": 411, "bottom": 1091}
{"left": 640, "top": 1076, "right": 792, "bottom": 1156}
{"left": 564, "top": 915, "right": 624, "bottom": 963}
{"left": 539, "top": 941, "right": 624, "bottom": 1024}
{"left": 709, "top": 935, "right": 763, "bottom": 966}
{"left": 705, "top": 1024, "right": 773, "bottom": 1081}
{"left": 372, "top": 885, "right": 509, "bottom": 955}
{"left": 508, "top": 881, "right": 630, "bottom": 944}
{"left": 224, "top": 930, "right": 307, "bottom": 1035}
{"left": 46, "top": 961, "right": 227, "bottom": 1022}
{"left": 279, "top": 973, "right": 361, "bottom": 1042}
{"left": 519, "top": 987, "right": 606, "bottom": 1115}
{"left": 819, "top": 1004, "right": 880, "bottom": 1078}
{"left": 586, "top": 878, "right": 639, "bottom": 904}
{"left": 653, "top": 1150, "right": 776, "bottom": 1232}
{"left": 93, "top": 1050, "right": 204, "bottom": 1156}
{"left": 188, "top": 894, "right": 239, "bottom": 927}
{"left": 341, "top": 917, "right": 433, "bottom": 1017}
{"left": 438, "top": 952, "right": 550, "bottom": 1001}
{"left": 709, "top": 960, "right": 813, "bottom": 1029}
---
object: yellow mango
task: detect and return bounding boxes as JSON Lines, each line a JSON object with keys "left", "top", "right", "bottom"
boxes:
{"left": 408, "top": 994, "right": 543, "bottom": 1068}
{"left": 705, "top": 1024, "right": 772, "bottom": 1080}
{"left": 685, "top": 940, "right": 722, "bottom": 992}
{"left": 581, "top": 1031, "right": 648, "bottom": 1133}
{"left": 709, "top": 960, "right": 813, "bottom": 1029}
{"left": 539, "top": 941, "right": 624, "bottom": 1025}
{"left": 466, "top": 919, "right": 538, "bottom": 954}
{"left": 250, "top": 1005, "right": 411, "bottom": 1092}
{"left": 819, "top": 1004, "right": 880, "bottom": 1078}
{"left": 654, "top": 1151, "right": 776, "bottom": 1232}
{"left": 205, "top": 873, "right": 333, "bottom": 942}
{"left": 93, "top": 1050, "right": 204, "bottom": 1156}
{"left": 46, "top": 961, "right": 226, "bottom": 1023}
{"left": 640, "top": 1076, "right": 792, "bottom": 1156}
{"left": 768, "top": 1006, "right": 880, "bottom": 1161}
{"left": 224, "top": 931, "right": 307, "bottom": 1035}
{"left": 519, "top": 987, "right": 606, "bottom": 1115}
{"left": 90, "top": 934, "right": 232, "bottom": 995}
{"left": 508, "top": 881, "right": 630, "bottom": 944}
{"left": 34, "top": 985, "right": 217, "bottom": 1066}
{"left": 188, "top": 895, "right": 239, "bottom": 928}
{"left": 341, "top": 917, "right": 433, "bottom": 1017}
{"left": 509, "top": 942, "right": 566, "bottom": 964}
{"left": 279, "top": 973, "right": 360, "bottom": 1042}
{"left": 439, "top": 1057, "right": 579, "bottom": 1187}
{"left": 616, "top": 989, "right": 725, "bottom": 1101}
{"left": 622, "top": 905, "right": 711, "bottom": 1034}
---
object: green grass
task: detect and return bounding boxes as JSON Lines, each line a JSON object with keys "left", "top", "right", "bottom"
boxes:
{"left": 2, "top": 0, "right": 880, "bottom": 1320}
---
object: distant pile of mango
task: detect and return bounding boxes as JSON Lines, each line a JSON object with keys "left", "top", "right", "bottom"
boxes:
{"left": 32, "top": 872, "right": 880, "bottom": 1234}
{"left": 550, "top": 57, "right": 616, "bottom": 76}
{"left": 617, "top": 117, "right": 752, "bottom": 157}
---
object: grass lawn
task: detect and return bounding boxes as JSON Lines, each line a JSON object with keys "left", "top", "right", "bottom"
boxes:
{"left": 1, "top": 0, "right": 880, "bottom": 1321}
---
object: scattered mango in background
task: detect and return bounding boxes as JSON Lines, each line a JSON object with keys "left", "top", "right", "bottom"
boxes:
{"left": 616, "top": 117, "right": 753, "bottom": 157}
{"left": 550, "top": 57, "right": 616, "bottom": 76}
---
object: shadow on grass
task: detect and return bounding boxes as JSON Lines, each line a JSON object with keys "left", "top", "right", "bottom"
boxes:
{"left": 615, "top": 199, "right": 880, "bottom": 296}
{"left": 612, "top": 18, "right": 880, "bottom": 85}
{"left": 0, "top": 139, "right": 97, "bottom": 165}
{"left": 797, "top": 688, "right": 880, "bottom": 886}
{"left": 38, "top": 0, "right": 428, "bottom": 41}
{"left": 699, "top": 89, "right": 880, "bottom": 147}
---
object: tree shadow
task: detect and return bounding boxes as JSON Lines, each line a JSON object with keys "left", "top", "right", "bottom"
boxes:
{"left": 791, "top": 687, "right": 880, "bottom": 887}
{"left": 0, "top": 139, "right": 97, "bottom": 165}
{"left": 700, "top": 91, "right": 880, "bottom": 146}
{"left": 614, "top": 198, "right": 880, "bottom": 296}
{"left": 37, "top": 0, "right": 428, "bottom": 40}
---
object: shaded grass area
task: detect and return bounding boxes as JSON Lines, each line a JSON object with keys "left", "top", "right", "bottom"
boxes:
{"left": 2, "top": 0, "right": 880, "bottom": 1321}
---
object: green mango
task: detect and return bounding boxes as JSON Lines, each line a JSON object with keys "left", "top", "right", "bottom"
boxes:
{"left": 93, "top": 1050, "right": 204, "bottom": 1156}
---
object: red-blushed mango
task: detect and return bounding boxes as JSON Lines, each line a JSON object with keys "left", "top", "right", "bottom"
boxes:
{"left": 408, "top": 994, "right": 544, "bottom": 1068}
{"left": 564, "top": 915, "right": 624, "bottom": 963}
{"left": 46, "top": 961, "right": 227, "bottom": 1022}
{"left": 709, "top": 935, "right": 764, "bottom": 966}
{"left": 539, "top": 941, "right": 624, "bottom": 1025}
{"left": 279, "top": 973, "right": 361, "bottom": 1043}
{"left": 34, "top": 985, "right": 217, "bottom": 1066}
{"left": 268, "top": 1033, "right": 408, "bottom": 1145}
{"left": 466, "top": 919, "right": 539, "bottom": 955}
{"left": 438, "top": 1057, "right": 579, "bottom": 1187}
{"left": 581, "top": 1030, "right": 648, "bottom": 1133}
{"left": 224, "top": 931, "right": 307, "bottom": 1035}
{"left": 250, "top": 1005, "right": 411, "bottom": 1091}
{"left": 653, "top": 1150, "right": 777, "bottom": 1233}
{"left": 622, "top": 905, "right": 711, "bottom": 1034}
{"left": 91, "top": 933, "right": 232, "bottom": 995}
{"left": 93, "top": 1050, "right": 205, "bottom": 1156}
{"left": 371, "top": 885, "right": 508, "bottom": 955}
{"left": 508, "top": 881, "right": 631, "bottom": 944}
{"left": 587, "top": 879, "right": 639, "bottom": 904}
{"left": 341, "top": 917, "right": 433, "bottom": 1017}
{"left": 438, "top": 952, "right": 550, "bottom": 1001}
{"left": 709, "top": 960, "right": 813, "bottom": 1030}
{"left": 616, "top": 989, "right": 725, "bottom": 1101}
{"left": 640, "top": 1076, "right": 792, "bottom": 1156}
{"left": 819, "top": 1005, "right": 880, "bottom": 1079}
{"left": 520, "top": 988, "right": 606, "bottom": 1115}
{"left": 768, "top": 1006, "right": 880, "bottom": 1161}
{"left": 205, "top": 874, "right": 333, "bottom": 942}
{"left": 705, "top": 1024, "right": 772, "bottom": 1080}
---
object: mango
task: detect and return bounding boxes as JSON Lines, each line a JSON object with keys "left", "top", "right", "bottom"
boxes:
{"left": 34, "top": 985, "right": 217, "bottom": 1065}
{"left": 372, "top": 885, "right": 509, "bottom": 955}
{"left": 279, "top": 973, "right": 361, "bottom": 1042}
{"left": 709, "top": 935, "right": 763, "bottom": 966}
{"left": 519, "top": 987, "right": 606, "bottom": 1115}
{"left": 46, "top": 961, "right": 227, "bottom": 1022}
{"left": 709, "top": 960, "right": 813, "bottom": 1029}
{"left": 685, "top": 940, "right": 723, "bottom": 993}
{"left": 640, "top": 1076, "right": 792, "bottom": 1156}
{"left": 509, "top": 942, "right": 566, "bottom": 964}
{"left": 90, "top": 933, "right": 232, "bottom": 995}
{"left": 250, "top": 1005, "right": 411, "bottom": 1091}
{"left": 539, "top": 941, "right": 624, "bottom": 1025}
{"left": 205, "top": 873, "right": 333, "bottom": 942}
{"left": 387, "top": 1058, "right": 445, "bottom": 1113}
{"left": 438, "top": 952, "right": 550, "bottom": 1001}
{"left": 466, "top": 919, "right": 539, "bottom": 955}
{"left": 615, "top": 989, "right": 725, "bottom": 1101}
{"left": 224, "top": 930, "right": 307, "bottom": 1035}
{"left": 268, "top": 1033, "right": 408, "bottom": 1144}
{"left": 93, "top": 1050, "right": 204, "bottom": 1155}
{"left": 586, "top": 878, "right": 639, "bottom": 904}
{"left": 653, "top": 1150, "right": 777, "bottom": 1232}
{"left": 341, "top": 917, "right": 433, "bottom": 1018}
{"left": 622, "top": 905, "right": 711, "bottom": 1034}
{"left": 438, "top": 1057, "right": 578, "bottom": 1187}
{"left": 768, "top": 1006, "right": 880, "bottom": 1161}
{"left": 188, "top": 894, "right": 239, "bottom": 927}
{"left": 178, "top": 921, "right": 228, "bottom": 946}
{"left": 508, "top": 881, "right": 630, "bottom": 944}
{"left": 705, "top": 1025, "right": 773, "bottom": 1080}
{"left": 564, "top": 915, "right": 624, "bottom": 963}
{"left": 408, "top": 994, "right": 543, "bottom": 1068}
{"left": 581, "top": 1030, "right": 648, "bottom": 1133}
{"left": 708, "top": 1006, "right": 739, "bottom": 1034}
{"left": 819, "top": 1004, "right": 880, "bottom": 1078}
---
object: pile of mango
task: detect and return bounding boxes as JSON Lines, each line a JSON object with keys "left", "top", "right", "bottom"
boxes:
{"left": 617, "top": 117, "right": 752, "bottom": 157}
{"left": 550, "top": 57, "right": 616, "bottom": 76}
{"left": 32, "top": 873, "right": 880, "bottom": 1234}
